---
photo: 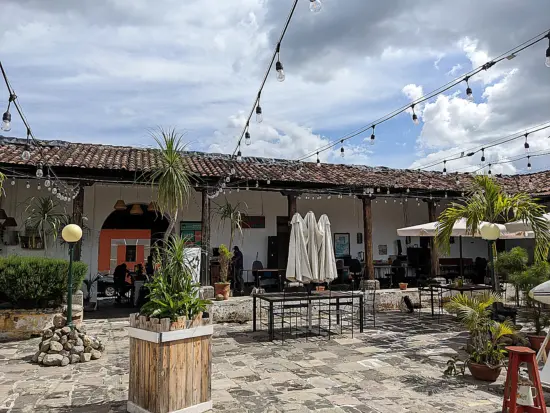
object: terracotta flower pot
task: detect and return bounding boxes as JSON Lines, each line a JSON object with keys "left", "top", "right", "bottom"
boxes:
{"left": 214, "top": 282, "right": 231, "bottom": 300}
{"left": 467, "top": 362, "right": 502, "bottom": 382}
{"left": 316, "top": 286, "right": 325, "bottom": 292}
{"left": 399, "top": 283, "right": 408, "bottom": 290}
{"left": 527, "top": 334, "right": 550, "bottom": 355}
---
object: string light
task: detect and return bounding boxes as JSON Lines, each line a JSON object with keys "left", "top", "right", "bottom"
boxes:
{"left": 488, "top": 163, "right": 492, "bottom": 175}
{"left": 35, "top": 164, "right": 43, "bottom": 178}
{"left": 386, "top": 188, "right": 390, "bottom": 195}
{"left": 445, "top": 192, "right": 448, "bottom": 198}
{"left": 44, "top": 174, "right": 51, "bottom": 187}
{"left": 316, "top": 152, "right": 321, "bottom": 167}
{"left": 370, "top": 125, "right": 375, "bottom": 146}
{"left": 546, "top": 31, "right": 550, "bottom": 67}
{"left": 237, "top": 147, "right": 242, "bottom": 162}
{"left": 327, "top": 195, "right": 331, "bottom": 200}
{"left": 455, "top": 176, "right": 460, "bottom": 185}
{"left": 255, "top": 180, "right": 259, "bottom": 188}
{"left": 10, "top": 179, "right": 15, "bottom": 186}
{"left": 52, "top": 186, "right": 58, "bottom": 195}
{"left": 481, "top": 148, "right": 486, "bottom": 164}
{"left": 527, "top": 155, "right": 532, "bottom": 170}
{"left": 237, "top": 187, "right": 240, "bottom": 193}
{"left": 37, "top": 181, "right": 41, "bottom": 191}
{"left": 275, "top": 43, "right": 285, "bottom": 82}
{"left": 230, "top": 167, "right": 236, "bottom": 175}
{"left": 245, "top": 129, "right": 251, "bottom": 146}
{"left": 406, "top": 188, "right": 410, "bottom": 193}
{"left": 529, "top": 177, "right": 534, "bottom": 189}
{"left": 1, "top": 94, "right": 14, "bottom": 131}
{"left": 443, "top": 160, "right": 447, "bottom": 176}
{"left": 411, "top": 104, "right": 419, "bottom": 125}
{"left": 225, "top": 176, "right": 230, "bottom": 183}
{"left": 465, "top": 76, "right": 473, "bottom": 101}
{"left": 340, "top": 140, "right": 344, "bottom": 158}
{"left": 255, "top": 94, "right": 263, "bottom": 123}
{"left": 461, "top": 191, "right": 465, "bottom": 197}
{"left": 25, "top": 180, "right": 30, "bottom": 189}
{"left": 524, "top": 133, "right": 530, "bottom": 153}
{"left": 266, "top": 179, "right": 271, "bottom": 185}
{"left": 309, "top": 0, "right": 322, "bottom": 12}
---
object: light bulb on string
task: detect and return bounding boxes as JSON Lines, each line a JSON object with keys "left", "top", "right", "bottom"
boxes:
{"left": 21, "top": 145, "right": 31, "bottom": 161}
{"left": 340, "top": 140, "right": 344, "bottom": 158}
{"left": 488, "top": 164, "right": 492, "bottom": 175}
{"left": 461, "top": 191, "right": 465, "bottom": 197}
{"left": 327, "top": 195, "right": 331, "bottom": 200}
{"left": 406, "top": 188, "right": 410, "bottom": 193}
{"left": 52, "top": 186, "right": 58, "bottom": 195}
{"left": 36, "top": 165, "right": 43, "bottom": 178}
{"left": 455, "top": 176, "right": 460, "bottom": 185}
{"left": 1, "top": 95, "right": 14, "bottom": 131}
{"left": 309, "top": 0, "right": 322, "bottom": 12}
{"left": 445, "top": 192, "right": 448, "bottom": 198}
{"left": 225, "top": 176, "right": 230, "bottom": 183}
{"left": 411, "top": 104, "right": 419, "bottom": 125}
{"left": 245, "top": 131, "right": 251, "bottom": 146}
{"left": 316, "top": 152, "right": 321, "bottom": 167}
{"left": 237, "top": 187, "right": 240, "bottom": 193}
{"left": 230, "top": 167, "right": 236, "bottom": 175}
{"left": 529, "top": 177, "right": 534, "bottom": 189}
{"left": 255, "top": 180, "right": 259, "bottom": 188}
{"left": 545, "top": 33, "right": 550, "bottom": 67}
{"left": 370, "top": 125, "right": 375, "bottom": 145}
{"left": 221, "top": 182, "right": 226, "bottom": 188}
{"left": 275, "top": 44, "right": 285, "bottom": 82}
{"left": 25, "top": 180, "right": 30, "bottom": 189}
{"left": 481, "top": 148, "right": 485, "bottom": 164}
{"left": 442, "top": 160, "right": 447, "bottom": 176}
{"left": 37, "top": 181, "right": 41, "bottom": 190}
{"left": 527, "top": 156, "right": 532, "bottom": 171}
{"left": 255, "top": 99, "right": 263, "bottom": 123}
{"left": 524, "top": 133, "right": 530, "bottom": 153}
{"left": 465, "top": 76, "right": 474, "bottom": 101}
{"left": 386, "top": 188, "right": 390, "bottom": 195}
{"left": 266, "top": 179, "right": 270, "bottom": 185}
{"left": 237, "top": 148, "right": 242, "bottom": 162}
{"left": 44, "top": 175, "right": 51, "bottom": 187}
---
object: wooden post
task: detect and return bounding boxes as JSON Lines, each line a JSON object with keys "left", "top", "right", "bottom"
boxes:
{"left": 72, "top": 184, "right": 84, "bottom": 262}
{"left": 287, "top": 193, "right": 298, "bottom": 223}
{"left": 362, "top": 197, "right": 375, "bottom": 281}
{"left": 200, "top": 190, "right": 211, "bottom": 286}
{"left": 427, "top": 200, "right": 439, "bottom": 278}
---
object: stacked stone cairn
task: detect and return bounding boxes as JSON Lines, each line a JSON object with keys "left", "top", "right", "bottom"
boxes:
{"left": 32, "top": 314, "right": 104, "bottom": 367}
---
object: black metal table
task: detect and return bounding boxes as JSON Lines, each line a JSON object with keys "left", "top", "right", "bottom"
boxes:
{"left": 252, "top": 291, "right": 364, "bottom": 341}
{"left": 421, "top": 283, "right": 493, "bottom": 317}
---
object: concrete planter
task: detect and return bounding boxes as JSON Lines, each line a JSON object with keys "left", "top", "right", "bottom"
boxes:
{"left": 0, "top": 308, "right": 60, "bottom": 341}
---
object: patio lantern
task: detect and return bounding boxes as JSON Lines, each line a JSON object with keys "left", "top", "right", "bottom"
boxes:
{"left": 61, "top": 224, "right": 82, "bottom": 330}
{"left": 147, "top": 201, "right": 158, "bottom": 212}
{"left": 113, "top": 199, "right": 127, "bottom": 211}
{"left": 480, "top": 222, "right": 501, "bottom": 240}
{"left": 130, "top": 203, "right": 143, "bottom": 215}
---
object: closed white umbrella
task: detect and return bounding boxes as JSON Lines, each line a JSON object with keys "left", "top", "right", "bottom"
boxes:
{"left": 505, "top": 213, "right": 550, "bottom": 233}
{"left": 286, "top": 213, "right": 313, "bottom": 283}
{"left": 318, "top": 214, "right": 338, "bottom": 283}
{"left": 304, "top": 211, "right": 322, "bottom": 282}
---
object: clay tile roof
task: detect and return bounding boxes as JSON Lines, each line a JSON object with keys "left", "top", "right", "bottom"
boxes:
{"left": 0, "top": 137, "right": 548, "bottom": 195}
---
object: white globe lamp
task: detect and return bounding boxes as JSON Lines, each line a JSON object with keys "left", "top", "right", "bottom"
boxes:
{"left": 480, "top": 222, "right": 501, "bottom": 240}
{"left": 62, "top": 224, "right": 82, "bottom": 329}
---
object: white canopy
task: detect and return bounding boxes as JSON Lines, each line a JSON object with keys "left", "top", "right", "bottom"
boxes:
{"left": 529, "top": 280, "right": 550, "bottom": 305}
{"left": 397, "top": 218, "right": 505, "bottom": 238}
{"left": 505, "top": 213, "right": 550, "bottom": 233}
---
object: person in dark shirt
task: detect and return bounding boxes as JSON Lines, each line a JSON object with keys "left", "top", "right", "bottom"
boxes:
{"left": 145, "top": 256, "right": 155, "bottom": 279}
{"left": 113, "top": 263, "right": 131, "bottom": 302}
{"left": 232, "top": 246, "right": 244, "bottom": 294}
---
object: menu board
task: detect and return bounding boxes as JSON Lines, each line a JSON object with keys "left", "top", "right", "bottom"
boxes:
{"left": 180, "top": 221, "right": 202, "bottom": 246}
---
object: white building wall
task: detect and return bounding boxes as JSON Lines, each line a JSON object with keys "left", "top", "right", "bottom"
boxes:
{"left": 1, "top": 179, "right": 496, "bottom": 282}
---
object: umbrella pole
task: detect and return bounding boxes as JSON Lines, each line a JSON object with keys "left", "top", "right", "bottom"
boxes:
{"left": 459, "top": 236, "right": 464, "bottom": 279}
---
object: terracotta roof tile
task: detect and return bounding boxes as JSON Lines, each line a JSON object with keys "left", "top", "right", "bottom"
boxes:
{"left": 0, "top": 138, "right": 547, "bottom": 195}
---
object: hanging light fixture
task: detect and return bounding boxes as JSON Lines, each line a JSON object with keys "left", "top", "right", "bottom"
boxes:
{"left": 236, "top": 149, "right": 242, "bottom": 162}
{"left": 411, "top": 104, "right": 419, "bottom": 125}
{"left": 370, "top": 125, "right": 375, "bottom": 145}
{"left": 309, "top": 0, "right": 322, "bottom": 12}
{"left": 130, "top": 203, "right": 143, "bottom": 215}
{"left": 464, "top": 76, "right": 473, "bottom": 101}
{"left": 524, "top": 133, "right": 530, "bottom": 153}
{"left": 114, "top": 185, "right": 126, "bottom": 211}
{"left": 340, "top": 140, "right": 345, "bottom": 158}
{"left": 1, "top": 94, "right": 15, "bottom": 132}
{"left": 527, "top": 155, "right": 532, "bottom": 171}
{"left": 316, "top": 152, "right": 321, "bottom": 167}
{"left": 275, "top": 43, "right": 285, "bottom": 82}
{"left": 545, "top": 31, "right": 550, "bottom": 67}
{"left": 488, "top": 164, "right": 492, "bottom": 175}
{"left": 245, "top": 128, "right": 251, "bottom": 146}
{"left": 255, "top": 92, "right": 263, "bottom": 123}
{"left": 481, "top": 148, "right": 486, "bottom": 164}
{"left": 3, "top": 216, "right": 17, "bottom": 227}
{"left": 443, "top": 160, "right": 447, "bottom": 176}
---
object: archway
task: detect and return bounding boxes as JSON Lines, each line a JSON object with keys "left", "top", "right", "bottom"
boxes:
{"left": 98, "top": 204, "right": 170, "bottom": 275}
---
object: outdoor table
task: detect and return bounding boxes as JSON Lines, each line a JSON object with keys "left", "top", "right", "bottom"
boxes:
{"left": 252, "top": 291, "right": 364, "bottom": 341}
{"left": 245, "top": 268, "right": 284, "bottom": 290}
{"left": 435, "top": 284, "right": 493, "bottom": 316}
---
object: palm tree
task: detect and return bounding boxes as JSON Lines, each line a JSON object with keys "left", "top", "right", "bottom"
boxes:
{"left": 24, "top": 196, "right": 70, "bottom": 250}
{"left": 148, "top": 128, "right": 193, "bottom": 241}
{"left": 436, "top": 175, "right": 550, "bottom": 292}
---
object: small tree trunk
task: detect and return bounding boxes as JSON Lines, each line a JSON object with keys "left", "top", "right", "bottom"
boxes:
{"left": 164, "top": 210, "right": 178, "bottom": 242}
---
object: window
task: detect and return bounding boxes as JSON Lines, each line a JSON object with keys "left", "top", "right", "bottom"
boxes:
{"left": 125, "top": 245, "right": 137, "bottom": 262}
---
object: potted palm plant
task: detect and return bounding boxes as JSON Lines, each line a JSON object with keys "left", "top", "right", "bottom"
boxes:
{"left": 215, "top": 244, "right": 232, "bottom": 300}
{"left": 437, "top": 175, "right": 550, "bottom": 293}
{"left": 24, "top": 196, "right": 69, "bottom": 250}
{"left": 128, "top": 236, "right": 211, "bottom": 413}
{"left": 510, "top": 261, "right": 550, "bottom": 353}
{"left": 493, "top": 246, "right": 529, "bottom": 304}
{"left": 446, "top": 292, "right": 517, "bottom": 382}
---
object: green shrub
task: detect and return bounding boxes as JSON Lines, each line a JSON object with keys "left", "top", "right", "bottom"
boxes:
{"left": 0, "top": 256, "right": 87, "bottom": 309}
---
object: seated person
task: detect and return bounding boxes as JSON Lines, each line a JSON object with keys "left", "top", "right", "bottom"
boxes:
{"left": 113, "top": 263, "right": 132, "bottom": 302}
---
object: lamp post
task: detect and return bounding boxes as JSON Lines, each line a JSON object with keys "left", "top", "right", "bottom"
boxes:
{"left": 62, "top": 224, "right": 83, "bottom": 329}
{"left": 480, "top": 223, "right": 501, "bottom": 293}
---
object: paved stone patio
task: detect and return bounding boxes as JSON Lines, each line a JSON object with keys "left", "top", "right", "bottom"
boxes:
{"left": 0, "top": 310, "right": 518, "bottom": 412}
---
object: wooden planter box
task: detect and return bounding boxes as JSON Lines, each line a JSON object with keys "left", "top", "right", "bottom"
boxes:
{"left": 127, "top": 313, "right": 212, "bottom": 413}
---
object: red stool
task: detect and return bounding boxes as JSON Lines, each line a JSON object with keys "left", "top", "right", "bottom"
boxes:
{"left": 503, "top": 346, "right": 547, "bottom": 412}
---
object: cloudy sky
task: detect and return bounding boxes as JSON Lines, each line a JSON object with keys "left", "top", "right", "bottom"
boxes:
{"left": 0, "top": 0, "right": 549, "bottom": 174}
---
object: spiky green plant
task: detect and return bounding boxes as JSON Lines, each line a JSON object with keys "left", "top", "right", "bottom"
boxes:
{"left": 446, "top": 292, "right": 516, "bottom": 367}
{"left": 148, "top": 127, "right": 192, "bottom": 241}
{"left": 214, "top": 198, "right": 246, "bottom": 250}
{"left": 24, "top": 196, "right": 69, "bottom": 249}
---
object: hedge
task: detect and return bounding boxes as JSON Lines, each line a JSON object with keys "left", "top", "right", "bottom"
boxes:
{"left": 0, "top": 256, "right": 87, "bottom": 309}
